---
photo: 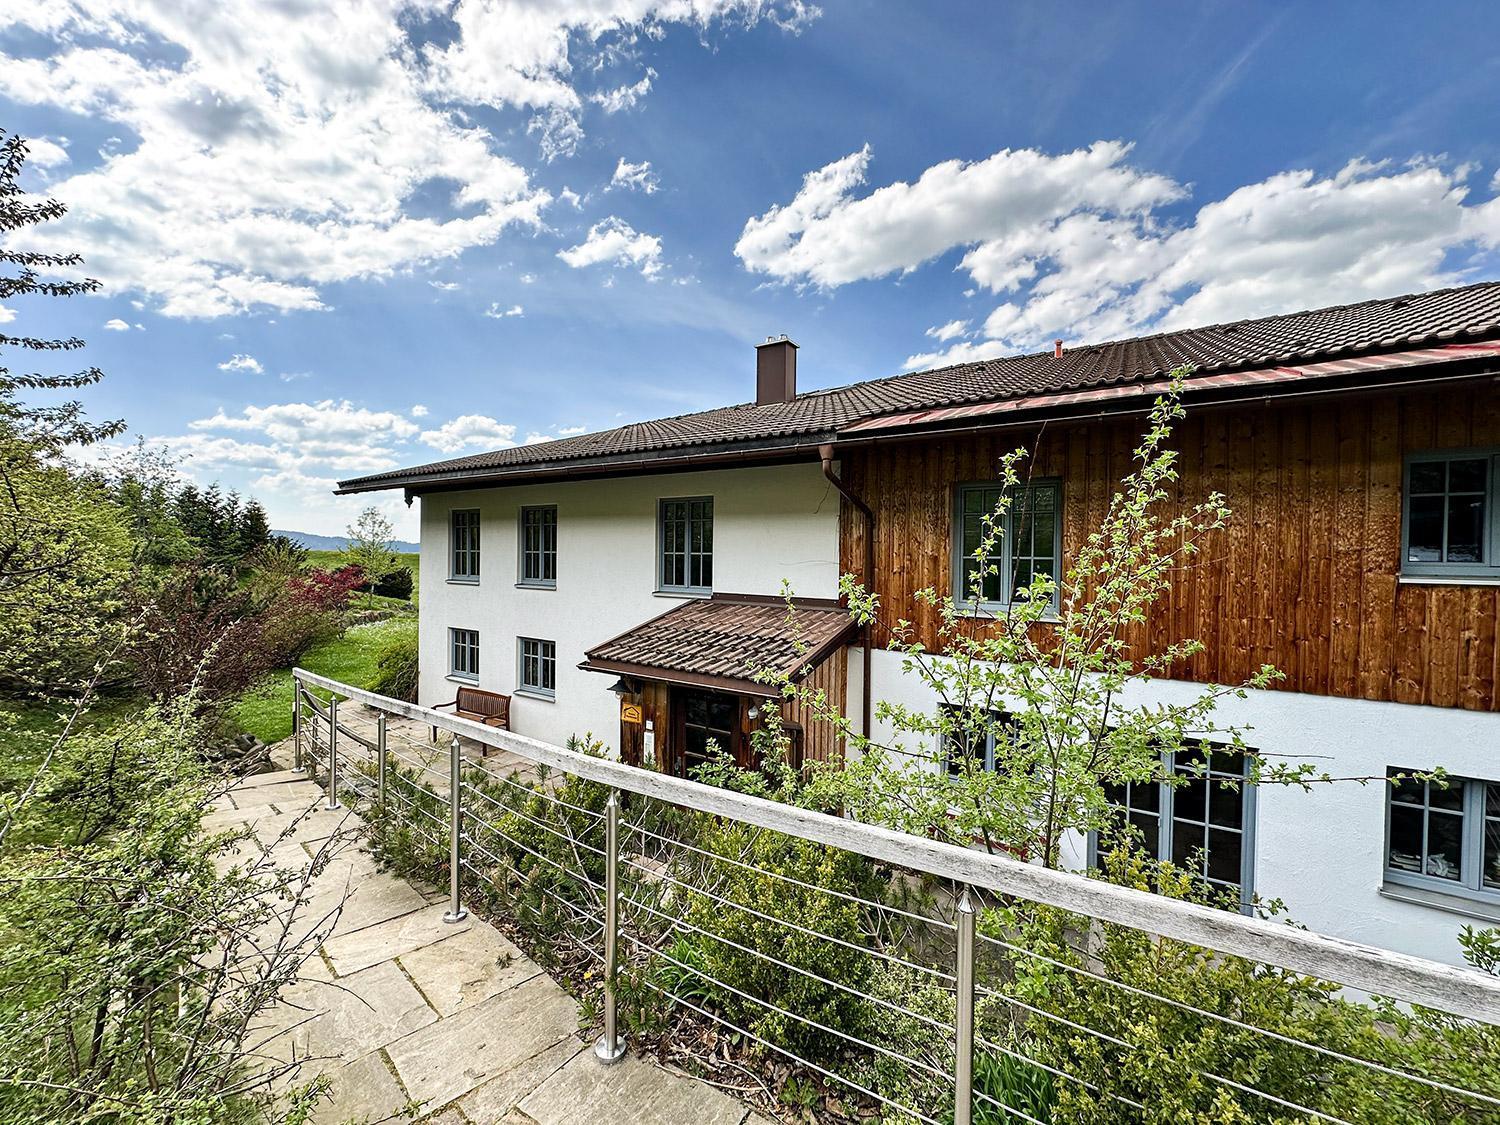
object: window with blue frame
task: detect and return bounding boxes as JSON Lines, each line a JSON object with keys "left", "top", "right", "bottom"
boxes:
{"left": 1095, "top": 747, "right": 1255, "bottom": 910}
{"left": 1386, "top": 770, "right": 1500, "bottom": 901}
{"left": 953, "top": 481, "right": 1061, "bottom": 609}
{"left": 1402, "top": 451, "right": 1499, "bottom": 580}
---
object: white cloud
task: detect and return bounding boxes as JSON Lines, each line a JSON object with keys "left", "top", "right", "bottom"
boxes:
{"left": 741, "top": 144, "right": 1500, "bottom": 361}
{"left": 102, "top": 317, "right": 131, "bottom": 331}
{"left": 217, "top": 353, "right": 264, "bottom": 374}
{"left": 2, "top": 2, "right": 811, "bottom": 318}
{"left": 484, "top": 302, "right": 524, "bottom": 318}
{"left": 192, "top": 399, "right": 419, "bottom": 453}
{"left": 610, "top": 158, "right": 659, "bottom": 195}
{"left": 429, "top": 280, "right": 461, "bottom": 291}
{"left": 420, "top": 413, "right": 518, "bottom": 453}
{"left": 519, "top": 273, "right": 537, "bottom": 284}
{"left": 557, "top": 424, "right": 587, "bottom": 436}
{"left": 736, "top": 142, "right": 1182, "bottom": 289}
{"left": 23, "top": 136, "right": 70, "bottom": 169}
{"left": 410, "top": 404, "right": 429, "bottom": 417}
{"left": 558, "top": 217, "right": 663, "bottom": 278}
{"left": 558, "top": 188, "right": 583, "bottom": 210}
{"left": 278, "top": 370, "right": 312, "bottom": 382}
{"left": 0, "top": 305, "right": 15, "bottom": 324}
{"left": 925, "top": 319, "right": 969, "bottom": 342}
{"left": 591, "top": 69, "right": 655, "bottom": 114}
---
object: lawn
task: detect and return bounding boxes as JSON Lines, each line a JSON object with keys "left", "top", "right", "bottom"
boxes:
{"left": 230, "top": 615, "right": 418, "bottom": 744}
{"left": 308, "top": 548, "right": 420, "bottom": 608}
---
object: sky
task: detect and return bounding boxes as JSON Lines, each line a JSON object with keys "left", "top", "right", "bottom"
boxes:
{"left": 4, "top": 1, "right": 1500, "bottom": 539}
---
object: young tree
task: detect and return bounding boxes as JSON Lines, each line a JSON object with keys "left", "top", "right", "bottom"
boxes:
{"left": 776, "top": 379, "right": 1352, "bottom": 870}
{"left": 342, "top": 505, "right": 397, "bottom": 601}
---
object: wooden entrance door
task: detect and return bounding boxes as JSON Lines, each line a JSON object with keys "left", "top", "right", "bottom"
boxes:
{"left": 672, "top": 688, "right": 741, "bottom": 778}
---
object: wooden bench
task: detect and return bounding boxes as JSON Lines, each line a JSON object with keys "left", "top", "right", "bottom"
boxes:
{"left": 432, "top": 686, "right": 510, "bottom": 752}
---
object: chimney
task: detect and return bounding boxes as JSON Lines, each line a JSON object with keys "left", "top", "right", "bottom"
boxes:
{"left": 1053, "top": 339, "right": 1064, "bottom": 358}
{"left": 755, "top": 335, "right": 798, "bottom": 405}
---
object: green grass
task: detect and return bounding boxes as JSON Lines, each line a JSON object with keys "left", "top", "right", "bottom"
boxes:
{"left": 306, "top": 548, "right": 420, "bottom": 610}
{"left": 230, "top": 616, "right": 418, "bottom": 743}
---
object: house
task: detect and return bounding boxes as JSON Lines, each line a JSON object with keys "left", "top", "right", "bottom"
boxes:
{"left": 339, "top": 282, "right": 1500, "bottom": 967}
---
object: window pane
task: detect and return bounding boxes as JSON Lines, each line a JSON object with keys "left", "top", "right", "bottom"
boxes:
{"left": 1127, "top": 810, "right": 1159, "bottom": 851}
{"left": 1489, "top": 782, "right": 1500, "bottom": 819}
{"left": 1426, "top": 810, "right": 1464, "bottom": 881}
{"left": 1172, "top": 819, "right": 1205, "bottom": 869}
{"left": 1449, "top": 458, "right": 1488, "bottom": 493}
{"left": 1407, "top": 496, "right": 1444, "bottom": 562}
{"left": 1390, "top": 776, "right": 1423, "bottom": 805}
{"left": 1207, "top": 828, "right": 1242, "bottom": 886}
{"left": 1409, "top": 462, "right": 1446, "bottom": 493}
{"left": 1129, "top": 779, "right": 1161, "bottom": 813}
{"left": 1388, "top": 806, "right": 1423, "bottom": 872}
{"left": 1175, "top": 776, "right": 1207, "bottom": 824}
{"left": 1447, "top": 494, "right": 1485, "bottom": 562}
{"left": 1208, "top": 779, "right": 1243, "bottom": 830}
{"left": 1428, "top": 781, "right": 1463, "bottom": 812}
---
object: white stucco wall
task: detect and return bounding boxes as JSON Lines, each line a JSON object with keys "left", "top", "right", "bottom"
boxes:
{"left": 417, "top": 462, "right": 841, "bottom": 755}
{"left": 857, "top": 646, "right": 1500, "bottom": 967}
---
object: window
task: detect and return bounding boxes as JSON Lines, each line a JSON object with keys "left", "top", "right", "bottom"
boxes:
{"left": 518, "top": 505, "right": 557, "bottom": 587}
{"left": 1402, "top": 450, "right": 1499, "bottom": 580}
{"left": 1096, "top": 748, "right": 1255, "bottom": 909}
{"left": 1386, "top": 771, "right": 1500, "bottom": 901}
{"left": 449, "top": 628, "right": 479, "bottom": 680}
{"left": 953, "top": 481, "right": 1061, "bottom": 609}
{"left": 939, "top": 703, "right": 1015, "bottom": 777}
{"left": 450, "top": 509, "right": 481, "bottom": 581}
{"left": 659, "top": 497, "right": 713, "bottom": 593}
{"left": 518, "top": 637, "right": 556, "bottom": 698}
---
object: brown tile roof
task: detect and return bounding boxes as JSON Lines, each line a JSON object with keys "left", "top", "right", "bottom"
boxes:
{"left": 339, "top": 280, "right": 1500, "bottom": 493}
{"left": 580, "top": 594, "right": 856, "bottom": 696}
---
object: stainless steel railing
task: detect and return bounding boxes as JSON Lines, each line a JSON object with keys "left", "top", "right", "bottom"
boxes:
{"left": 291, "top": 668, "right": 1500, "bottom": 1123}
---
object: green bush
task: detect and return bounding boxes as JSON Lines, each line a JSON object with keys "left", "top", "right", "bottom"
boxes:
{"left": 372, "top": 566, "right": 413, "bottom": 600}
{"left": 368, "top": 628, "right": 419, "bottom": 702}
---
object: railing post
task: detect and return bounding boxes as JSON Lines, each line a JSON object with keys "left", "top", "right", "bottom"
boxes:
{"left": 954, "top": 887, "right": 976, "bottom": 1125}
{"left": 325, "top": 697, "right": 340, "bottom": 811}
{"left": 376, "top": 712, "right": 387, "bottom": 813}
{"left": 443, "top": 733, "right": 467, "bottom": 924}
{"left": 594, "top": 788, "right": 626, "bottom": 1064}
{"left": 291, "top": 678, "right": 302, "bottom": 771}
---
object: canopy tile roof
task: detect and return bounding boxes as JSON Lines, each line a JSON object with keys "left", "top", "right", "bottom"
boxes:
{"left": 339, "top": 280, "right": 1500, "bottom": 493}
{"left": 580, "top": 594, "right": 857, "bottom": 697}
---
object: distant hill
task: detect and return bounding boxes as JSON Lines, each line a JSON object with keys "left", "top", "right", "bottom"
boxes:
{"left": 273, "top": 529, "right": 420, "bottom": 554}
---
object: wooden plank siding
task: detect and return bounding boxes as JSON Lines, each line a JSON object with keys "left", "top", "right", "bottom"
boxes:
{"left": 836, "top": 385, "right": 1500, "bottom": 712}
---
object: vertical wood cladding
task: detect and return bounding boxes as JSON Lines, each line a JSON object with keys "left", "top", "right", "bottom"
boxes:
{"left": 837, "top": 385, "right": 1500, "bottom": 712}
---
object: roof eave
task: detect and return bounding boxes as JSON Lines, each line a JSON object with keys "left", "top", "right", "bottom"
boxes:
{"left": 336, "top": 431, "right": 840, "bottom": 495}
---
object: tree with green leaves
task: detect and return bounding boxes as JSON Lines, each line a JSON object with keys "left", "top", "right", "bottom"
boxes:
{"left": 342, "top": 504, "right": 397, "bottom": 601}
{"left": 0, "top": 131, "right": 134, "bottom": 692}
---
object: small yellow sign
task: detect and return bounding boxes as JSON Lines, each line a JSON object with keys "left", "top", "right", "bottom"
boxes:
{"left": 621, "top": 702, "right": 643, "bottom": 724}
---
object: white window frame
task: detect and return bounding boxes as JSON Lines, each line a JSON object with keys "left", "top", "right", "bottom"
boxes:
{"left": 517, "top": 636, "right": 556, "bottom": 700}
{"left": 449, "top": 509, "right": 481, "bottom": 583}
{"left": 449, "top": 627, "right": 480, "bottom": 682}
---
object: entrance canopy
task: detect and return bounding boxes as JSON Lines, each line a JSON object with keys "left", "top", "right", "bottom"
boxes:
{"left": 579, "top": 593, "right": 857, "bottom": 698}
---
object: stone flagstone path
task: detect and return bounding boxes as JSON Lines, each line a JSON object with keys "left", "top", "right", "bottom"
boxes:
{"left": 214, "top": 749, "right": 772, "bottom": 1125}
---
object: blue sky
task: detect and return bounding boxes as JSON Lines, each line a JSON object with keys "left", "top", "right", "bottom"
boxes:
{"left": 4, "top": 1, "right": 1500, "bottom": 537}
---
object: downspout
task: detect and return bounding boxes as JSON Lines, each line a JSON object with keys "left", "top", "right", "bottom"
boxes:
{"left": 819, "top": 444, "right": 874, "bottom": 744}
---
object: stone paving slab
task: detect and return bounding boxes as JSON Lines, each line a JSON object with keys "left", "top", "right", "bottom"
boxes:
{"left": 517, "top": 1051, "right": 758, "bottom": 1125}
{"left": 398, "top": 925, "right": 542, "bottom": 1017}
{"left": 456, "top": 1038, "right": 584, "bottom": 1121}
{"left": 385, "top": 974, "right": 579, "bottom": 1109}
{"left": 323, "top": 902, "right": 475, "bottom": 976}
